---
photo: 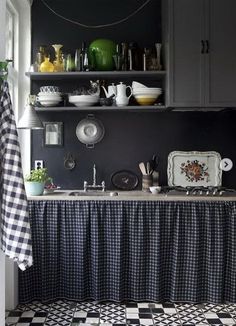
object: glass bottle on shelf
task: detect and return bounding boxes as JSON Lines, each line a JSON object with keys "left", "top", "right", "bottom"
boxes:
{"left": 39, "top": 56, "right": 54, "bottom": 72}
{"left": 80, "top": 42, "right": 86, "bottom": 71}
{"left": 83, "top": 48, "right": 89, "bottom": 71}
{"left": 36, "top": 45, "right": 47, "bottom": 72}
{"left": 52, "top": 44, "right": 64, "bottom": 72}
{"left": 113, "top": 43, "right": 123, "bottom": 71}
{"left": 74, "top": 48, "right": 81, "bottom": 71}
{"left": 66, "top": 54, "right": 74, "bottom": 72}
{"left": 121, "top": 42, "right": 128, "bottom": 71}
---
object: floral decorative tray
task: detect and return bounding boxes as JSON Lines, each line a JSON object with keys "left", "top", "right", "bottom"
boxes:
{"left": 167, "top": 151, "right": 222, "bottom": 187}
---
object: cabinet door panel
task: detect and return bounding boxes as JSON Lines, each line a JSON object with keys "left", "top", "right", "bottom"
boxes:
{"left": 168, "top": 0, "right": 204, "bottom": 107}
{"left": 205, "top": 0, "right": 236, "bottom": 107}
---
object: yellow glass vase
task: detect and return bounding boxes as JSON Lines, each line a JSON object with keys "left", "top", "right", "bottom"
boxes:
{"left": 52, "top": 44, "right": 64, "bottom": 72}
{"left": 39, "top": 57, "right": 54, "bottom": 72}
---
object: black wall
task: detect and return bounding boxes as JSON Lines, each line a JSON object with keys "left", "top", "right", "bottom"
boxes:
{"left": 31, "top": 0, "right": 236, "bottom": 189}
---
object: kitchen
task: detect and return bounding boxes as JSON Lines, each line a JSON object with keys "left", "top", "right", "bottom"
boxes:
{"left": 1, "top": 0, "right": 236, "bottom": 325}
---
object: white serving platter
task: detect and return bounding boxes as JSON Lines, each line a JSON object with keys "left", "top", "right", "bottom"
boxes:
{"left": 167, "top": 151, "right": 222, "bottom": 187}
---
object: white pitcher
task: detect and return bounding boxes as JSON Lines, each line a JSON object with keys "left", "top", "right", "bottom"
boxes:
{"left": 115, "top": 82, "right": 133, "bottom": 107}
{"left": 101, "top": 83, "right": 117, "bottom": 98}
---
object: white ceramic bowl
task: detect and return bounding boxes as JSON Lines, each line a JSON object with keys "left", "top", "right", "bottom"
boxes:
{"left": 69, "top": 95, "right": 99, "bottom": 107}
{"left": 39, "top": 100, "right": 61, "bottom": 107}
{"left": 40, "top": 86, "right": 60, "bottom": 93}
{"left": 149, "top": 186, "right": 161, "bottom": 194}
{"left": 38, "top": 92, "right": 62, "bottom": 96}
{"left": 132, "top": 81, "right": 148, "bottom": 89}
{"left": 37, "top": 95, "right": 62, "bottom": 101}
{"left": 133, "top": 88, "right": 162, "bottom": 94}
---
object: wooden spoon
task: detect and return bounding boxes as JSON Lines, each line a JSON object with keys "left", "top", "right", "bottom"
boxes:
{"left": 146, "top": 161, "right": 151, "bottom": 174}
{"left": 139, "top": 162, "right": 147, "bottom": 175}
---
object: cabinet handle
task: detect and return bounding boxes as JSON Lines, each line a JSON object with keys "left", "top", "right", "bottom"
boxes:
{"left": 201, "top": 40, "right": 205, "bottom": 53}
{"left": 205, "top": 40, "right": 209, "bottom": 53}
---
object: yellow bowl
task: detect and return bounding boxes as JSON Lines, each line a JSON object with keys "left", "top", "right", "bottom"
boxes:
{"left": 135, "top": 96, "right": 157, "bottom": 106}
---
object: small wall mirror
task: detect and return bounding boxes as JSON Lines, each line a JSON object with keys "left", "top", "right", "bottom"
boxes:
{"left": 43, "top": 122, "right": 63, "bottom": 147}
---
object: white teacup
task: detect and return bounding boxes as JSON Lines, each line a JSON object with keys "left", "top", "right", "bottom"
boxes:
{"left": 149, "top": 186, "right": 161, "bottom": 194}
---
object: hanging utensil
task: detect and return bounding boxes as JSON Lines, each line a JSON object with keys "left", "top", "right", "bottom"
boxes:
{"left": 75, "top": 114, "right": 105, "bottom": 148}
{"left": 64, "top": 153, "right": 76, "bottom": 170}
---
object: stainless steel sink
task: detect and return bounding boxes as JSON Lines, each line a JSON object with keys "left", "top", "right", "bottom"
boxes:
{"left": 67, "top": 190, "right": 156, "bottom": 197}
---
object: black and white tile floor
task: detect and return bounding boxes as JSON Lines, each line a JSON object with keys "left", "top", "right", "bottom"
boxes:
{"left": 5, "top": 300, "right": 236, "bottom": 326}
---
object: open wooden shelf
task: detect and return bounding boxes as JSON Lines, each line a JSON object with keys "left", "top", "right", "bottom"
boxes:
{"left": 26, "top": 71, "right": 166, "bottom": 80}
{"left": 35, "top": 105, "right": 169, "bottom": 112}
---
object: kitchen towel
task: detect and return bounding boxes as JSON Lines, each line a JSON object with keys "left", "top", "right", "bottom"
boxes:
{"left": 0, "top": 81, "right": 32, "bottom": 270}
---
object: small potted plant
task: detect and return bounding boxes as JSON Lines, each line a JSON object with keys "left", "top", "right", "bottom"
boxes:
{"left": 24, "top": 168, "right": 51, "bottom": 196}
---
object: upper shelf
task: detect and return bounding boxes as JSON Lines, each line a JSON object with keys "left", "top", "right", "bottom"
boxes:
{"left": 25, "top": 71, "right": 166, "bottom": 80}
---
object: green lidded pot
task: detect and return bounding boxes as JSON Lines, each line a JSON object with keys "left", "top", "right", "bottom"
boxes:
{"left": 88, "top": 39, "right": 116, "bottom": 71}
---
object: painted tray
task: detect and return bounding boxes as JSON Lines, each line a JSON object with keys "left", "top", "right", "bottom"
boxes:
{"left": 111, "top": 170, "right": 139, "bottom": 190}
{"left": 167, "top": 151, "right": 222, "bottom": 187}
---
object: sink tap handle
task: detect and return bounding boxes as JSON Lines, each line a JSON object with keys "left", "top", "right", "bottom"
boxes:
{"left": 84, "top": 181, "right": 88, "bottom": 191}
{"left": 101, "top": 181, "right": 105, "bottom": 191}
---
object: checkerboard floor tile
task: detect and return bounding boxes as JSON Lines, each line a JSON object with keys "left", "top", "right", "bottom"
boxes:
{"left": 5, "top": 301, "right": 236, "bottom": 326}
{"left": 153, "top": 313, "right": 181, "bottom": 325}
{"left": 100, "top": 302, "right": 126, "bottom": 323}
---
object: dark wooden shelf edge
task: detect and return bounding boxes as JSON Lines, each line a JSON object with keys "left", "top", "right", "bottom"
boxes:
{"left": 35, "top": 106, "right": 236, "bottom": 112}
{"left": 26, "top": 71, "right": 166, "bottom": 80}
{"left": 35, "top": 105, "right": 168, "bottom": 112}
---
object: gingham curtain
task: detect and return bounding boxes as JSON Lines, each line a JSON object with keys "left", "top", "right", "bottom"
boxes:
{"left": 19, "top": 199, "right": 236, "bottom": 303}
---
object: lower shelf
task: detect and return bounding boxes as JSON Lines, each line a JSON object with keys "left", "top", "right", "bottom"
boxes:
{"left": 35, "top": 105, "right": 168, "bottom": 112}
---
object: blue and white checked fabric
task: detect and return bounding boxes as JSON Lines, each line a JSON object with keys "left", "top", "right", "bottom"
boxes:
{"left": 19, "top": 200, "right": 236, "bottom": 303}
{"left": 0, "top": 81, "right": 32, "bottom": 270}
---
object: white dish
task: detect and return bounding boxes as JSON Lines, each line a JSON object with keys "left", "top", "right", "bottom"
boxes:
{"left": 133, "top": 88, "right": 162, "bottom": 93}
{"left": 69, "top": 95, "right": 99, "bottom": 107}
{"left": 132, "top": 81, "right": 148, "bottom": 89}
{"left": 40, "top": 86, "right": 60, "bottom": 93}
{"left": 37, "top": 96, "right": 62, "bottom": 101}
{"left": 167, "top": 151, "right": 222, "bottom": 187}
{"left": 39, "top": 100, "right": 61, "bottom": 106}
{"left": 38, "top": 92, "right": 61, "bottom": 96}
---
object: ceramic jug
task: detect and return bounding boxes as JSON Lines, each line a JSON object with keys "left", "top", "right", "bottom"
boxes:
{"left": 115, "top": 82, "right": 133, "bottom": 107}
{"left": 101, "top": 83, "right": 117, "bottom": 98}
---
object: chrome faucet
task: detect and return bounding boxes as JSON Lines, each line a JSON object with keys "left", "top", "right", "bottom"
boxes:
{"left": 84, "top": 164, "right": 105, "bottom": 192}
{"left": 93, "top": 164, "right": 96, "bottom": 186}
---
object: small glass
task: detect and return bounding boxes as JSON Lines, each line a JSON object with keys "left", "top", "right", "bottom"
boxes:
{"left": 113, "top": 54, "right": 123, "bottom": 71}
{"left": 66, "top": 54, "right": 74, "bottom": 72}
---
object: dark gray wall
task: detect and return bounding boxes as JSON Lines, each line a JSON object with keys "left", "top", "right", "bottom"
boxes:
{"left": 31, "top": 0, "right": 236, "bottom": 189}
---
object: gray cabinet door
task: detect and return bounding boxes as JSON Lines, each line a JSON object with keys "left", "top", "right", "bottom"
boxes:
{"left": 205, "top": 0, "right": 236, "bottom": 107}
{"left": 167, "top": 0, "right": 204, "bottom": 107}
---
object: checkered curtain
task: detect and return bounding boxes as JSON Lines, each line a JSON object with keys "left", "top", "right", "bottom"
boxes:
{"left": 0, "top": 81, "right": 32, "bottom": 270}
{"left": 19, "top": 200, "right": 236, "bottom": 303}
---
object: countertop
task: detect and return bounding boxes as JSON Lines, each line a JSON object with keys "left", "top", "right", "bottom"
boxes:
{"left": 27, "top": 190, "right": 236, "bottom": 201}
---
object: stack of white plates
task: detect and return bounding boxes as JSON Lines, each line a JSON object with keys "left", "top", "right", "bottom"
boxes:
{"left": 37, "top": 92, "right": 62, "bottom": 107}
